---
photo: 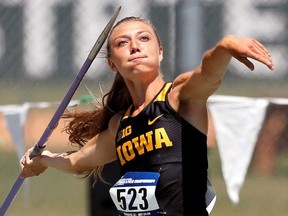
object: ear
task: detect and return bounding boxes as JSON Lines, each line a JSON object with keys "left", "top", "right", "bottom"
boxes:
{"left": 108, "top": 59, "right": 117, "bottom": 72}
{"left": 159, "top": 46, "right": 164, "bottom": 62}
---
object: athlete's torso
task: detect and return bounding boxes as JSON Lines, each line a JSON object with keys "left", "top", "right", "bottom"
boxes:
{"left": 115, "top": 82, "right": 209, "bottom": 215}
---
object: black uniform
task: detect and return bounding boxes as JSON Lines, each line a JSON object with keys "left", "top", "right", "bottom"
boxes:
{"left": 115, "top": 83, "right": 209, "bottom": 216}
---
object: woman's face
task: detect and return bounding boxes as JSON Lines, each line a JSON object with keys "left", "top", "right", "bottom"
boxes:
{"left": 107, "top": 21, "right": 163, "bottom": 79}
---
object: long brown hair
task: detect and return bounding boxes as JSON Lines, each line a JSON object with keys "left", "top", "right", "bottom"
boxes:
{"left": 62, "top": 16, "right": 162, "bottom": 181}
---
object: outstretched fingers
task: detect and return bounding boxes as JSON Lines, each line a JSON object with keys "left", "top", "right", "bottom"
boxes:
{"left": 249, "top": 39, "right": 274, "bottom": 70}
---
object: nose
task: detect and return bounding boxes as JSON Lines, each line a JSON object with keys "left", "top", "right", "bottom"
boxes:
{"left": 130, "top": 39, "right": 140, "bottom": 54}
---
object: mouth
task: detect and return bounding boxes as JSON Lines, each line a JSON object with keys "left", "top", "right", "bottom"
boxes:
{"left": 129, "top": 56, "right": 146, "bottom": 62}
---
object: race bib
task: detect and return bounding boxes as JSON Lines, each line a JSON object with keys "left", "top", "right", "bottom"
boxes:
{"left": 206, "top": 177, "right": 217, "bottom": 214}
{"left": 109, "top": 172, "right": 160, "bottom": 216}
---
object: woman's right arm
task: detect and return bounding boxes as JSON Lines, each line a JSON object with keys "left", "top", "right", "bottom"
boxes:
{"left": 20, "top": 113, "right": 122, "bottom": 178}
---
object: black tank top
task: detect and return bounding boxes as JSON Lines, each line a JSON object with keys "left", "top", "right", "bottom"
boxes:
{"left": 115, "top": 83, "right": 208, "bottom": 216}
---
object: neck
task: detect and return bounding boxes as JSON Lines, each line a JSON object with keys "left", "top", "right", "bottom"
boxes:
{"left": 125, "top": 76, "right": 165, "bottom": 115}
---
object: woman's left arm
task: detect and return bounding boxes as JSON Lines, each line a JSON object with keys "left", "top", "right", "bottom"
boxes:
{"left": 176, "top": 35, "right": 275, "bottom": 100}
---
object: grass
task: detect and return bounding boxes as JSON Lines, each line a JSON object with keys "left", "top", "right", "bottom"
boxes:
{"left": 211, "top": 176, "right": 288, "bottom": 216}
{"left": 209, "top": 148, "right": 288, "bottom": 216}
{"left": 0, "top": 79, "right": 111, "bottom": 105}
{"left": 0, "top": 152, "right": 88, "bottom": 216}
{"left": 0, "top": 77, "right": 288, "bottom": 105}
{"left": 1, "top": 149, "right": 288, "bottom": 216}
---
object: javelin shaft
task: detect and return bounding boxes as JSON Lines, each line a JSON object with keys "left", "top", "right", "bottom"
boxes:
{"left": 29, "top": 57, "right": 94, "bottom": 158}
{"left": 0, "top": 58, "right": 93, "bottom": 216}
{"left": 0, "top": 6, "right": 121, "bottom": 216}
{"left": 0, "top": 176, "right": 24, "bottom": 216}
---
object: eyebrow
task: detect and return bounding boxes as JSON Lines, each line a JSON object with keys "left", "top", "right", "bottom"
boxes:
{"left": 113, "top": 30, "right": 152, "bottom": 42}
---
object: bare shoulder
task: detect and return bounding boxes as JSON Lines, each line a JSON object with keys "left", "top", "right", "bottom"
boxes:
{"left": 169, "top": 71, "right": 209, "bottom": 134}
{"left": 172, "top": 71, "right": 193, "bottom": 89}
{"left": 167, "top": 71, "right": 191, "bottom": 112}
{"left": 171, "top": 65, "right": 214, "bottom": 102}
{"left": 169, "top": 71, "right": 196, "bottom": 102}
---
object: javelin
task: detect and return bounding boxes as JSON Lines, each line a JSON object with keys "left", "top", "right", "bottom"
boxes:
{"left": 0, "top": 6, "right": 121, "bottom": 216}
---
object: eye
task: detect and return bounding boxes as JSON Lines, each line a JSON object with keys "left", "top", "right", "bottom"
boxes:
{"left": 139, "top": 35, "right": 150, "bottom": 42}
{"left": 116, "top": 40, "right": 128, "bottom": 47}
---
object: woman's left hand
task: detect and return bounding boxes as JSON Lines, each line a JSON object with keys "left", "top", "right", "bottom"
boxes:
{"left": 220, "top": 35, "right": 275, "bottom": 71}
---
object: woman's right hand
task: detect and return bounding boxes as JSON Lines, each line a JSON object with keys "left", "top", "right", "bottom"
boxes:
{"left": 20, "top": 148, "right": 50, "bottom": 178}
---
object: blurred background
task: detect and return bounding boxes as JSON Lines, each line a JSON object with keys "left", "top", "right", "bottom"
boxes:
{"left": 0, "top": 0, "right": 287, "bottom": 215}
